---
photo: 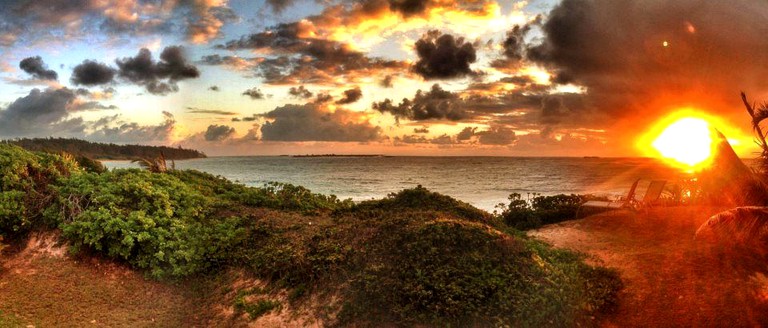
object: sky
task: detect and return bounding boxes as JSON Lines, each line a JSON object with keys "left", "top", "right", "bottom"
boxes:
{"left": 1, "top": 0, "right": 767, "bottom": 157}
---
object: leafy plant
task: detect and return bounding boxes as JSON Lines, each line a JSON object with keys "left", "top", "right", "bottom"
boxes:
{"left": 51, "top": 169, "right": 246, "bottom": 277}
{"left": 132, "top": 152, "right": 174, "bottom": 173}
{"left": 0, "top": 144, "right": 79, "bottom": 238}
{"left": 497, "top": 193, "right": 586, "bottom": 230}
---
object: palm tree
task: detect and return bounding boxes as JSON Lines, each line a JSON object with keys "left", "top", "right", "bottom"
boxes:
{"left": 132, "top": 152, "right": 175, "bottom": 173}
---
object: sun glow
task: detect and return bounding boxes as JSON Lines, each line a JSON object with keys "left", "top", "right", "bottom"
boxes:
{"left": 651, "top": 117, "right": 713, "bottom": 168}
{"left": 638, "top": 110, "right": 750, "bottom": 171}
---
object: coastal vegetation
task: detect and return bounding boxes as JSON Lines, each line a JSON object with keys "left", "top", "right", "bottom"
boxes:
{"left": 4, "top": 137, "right": 206, "bottom": 160}
{"left": 0, "top": 144, "right": 622, "bottom": 326}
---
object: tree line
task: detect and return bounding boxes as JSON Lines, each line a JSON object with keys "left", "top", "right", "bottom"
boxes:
{"left": 3, "top": 137, "right": 206, "bottom": 160}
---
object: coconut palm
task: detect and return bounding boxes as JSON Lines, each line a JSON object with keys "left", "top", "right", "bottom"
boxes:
{"left": 132, "top": 152, "right": 175, "bottom": 173}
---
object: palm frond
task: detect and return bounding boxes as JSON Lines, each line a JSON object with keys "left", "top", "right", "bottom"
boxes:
{"left": 696, "top": 207, "right": 768, "bottom": 244}
{"left": 131, "top": 154, "right": 171, "bottom": 173}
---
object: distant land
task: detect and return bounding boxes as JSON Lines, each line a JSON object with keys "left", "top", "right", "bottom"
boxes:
{"left": 4, "top": 138, "right": 206, "bottom": 160}
{"left": 291, "top": 154, "right": 390, "bottom": 158}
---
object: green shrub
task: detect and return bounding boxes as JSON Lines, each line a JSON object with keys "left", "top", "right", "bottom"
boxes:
{"left": 52, "top": 169, "right": 246, "bottom": 277}
{"left": 237, "top": 220, "right": 355, "bottom": 287}
{"left": 353, "top": 185, "right": 492, "bottom": 223}
{"left": 234, "top": 292, "right": 281, "bottom": 319}
{"left": 233, "top": 182, "right": 354, "bottom": 213}
{"left": 340, "top": 215, "right": 623, "bottom": 326}
{"left": 498, "top": 193, "right": 586, "bottom": 230}
{"left": 0, "top": 144, "right": 79, "bottom": 237}
{"left": 74, "top": 155, "right": 107, "bottom": 174}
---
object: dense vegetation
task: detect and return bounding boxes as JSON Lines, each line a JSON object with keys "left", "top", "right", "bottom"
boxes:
{"left": 5, "top": 137, "right": 206, "bottom": 160}
{"left": 0, "top": 144, "right": 622, "bottom": 326}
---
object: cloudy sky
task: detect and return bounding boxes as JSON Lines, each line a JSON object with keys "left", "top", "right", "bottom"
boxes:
{"left": 1, "top": 0, "right": 766, "bottom": 156}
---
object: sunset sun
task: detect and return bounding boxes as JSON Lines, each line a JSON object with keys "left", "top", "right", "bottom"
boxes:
{"left": 651, "top": 117, "right": 714, "bottom": 168}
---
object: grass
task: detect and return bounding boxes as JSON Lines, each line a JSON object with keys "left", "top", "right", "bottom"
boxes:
{"left": 234, "top": 288, "right": 282, "bottom": 319}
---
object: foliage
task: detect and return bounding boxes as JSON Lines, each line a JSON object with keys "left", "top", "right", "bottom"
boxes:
{"left": 6, "top": 137, "right": 205, "bottom": 160}
{"left": 231, "top": 182, "right": 355, "bottom": 213}
{"left": 132, "top": 153, "right": 173, "bottom": 173}
{"left": 0, "top": 144, "right": 79, "bottom": 238}
{"left": 50, "top": 169, "right": 246, "bottom": 278}
{"left": 74, "top": 155, "right": 107, "bottom": 174}
{"left": 338, "top": 214, "right": 622, "bottom": 326}
{"left": 234, "top": 288, "right": 281, "bottom": 319}
{"left": 497, "top": 193, "right": 585, "bottom": 230}
{"left": 353, "top": 185, "right": 492, "bottom": 223}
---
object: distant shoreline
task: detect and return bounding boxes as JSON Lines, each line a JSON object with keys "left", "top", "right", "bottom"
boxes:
{"left": 290, "top": 154, "right": 391, "bottom": 158}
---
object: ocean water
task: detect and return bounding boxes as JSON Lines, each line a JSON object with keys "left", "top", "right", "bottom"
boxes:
{"left": 103, "top": 156, "right": 691, "bottom": 212}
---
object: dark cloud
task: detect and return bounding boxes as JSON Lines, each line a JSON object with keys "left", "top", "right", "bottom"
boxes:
{"left": 413, "top": 30, "right": 477, "bottom": 80}
{"left": 88, "top": 111, "right": 178, "bottom": 144}
{"left": 232, "top": 114, "right": 258, "bottom": 122}
{"left": 380, "top": 75, "right": 394, "bottom": 88}
{"left": 0, "top": 86, "right": 178, "bottom": 143}
{"left": 525, "top": 0, "right": 768, "bottom": 124}
{"left": 373, "top": 84, "right": 468, "bottom": 121}
{"left": 115, "top": 46, "right": 200, "bottom": 95}
{"left": 186, "top": 107, "right": 238, "bottom": 116}
{"left": 413, "top": 126, "right": 429, "bottom": 133}
{"left": 266, "top": 0, "right": 298, "bottom": 13}
{"left": 71, "top": 60, "right": 116, "bottom": 86}
{"left": 260, "top": 104, "right": 381, "bottom": 142}
{"left": 316, "top": 93, "right": 334, "bottom": 103}
{"left": 19, "top": 56, "right": 58, "bottom": 80}
{"left": 0, "top": 0, "right": 235, "bottom": 45}
{"left": 476, "top": 126, "right": 517, "bottom": 145}
{"left": 0, "top": 88, "right": 85, "bottom": 137}
{"left": 336, "top": 86, "right": 362, "bottom": 105}
{"left": 490, "top": 16, "right": 541, "bottom": 71}
{"left": 217, "top": 22, "right": 408, "bottom": 85}
{"left": 288, "top": 85, "right": 313, "bottom": 99}
{"left": 209, "top": 85, "right": 220, "bottom": 91}
{"left": 456, "top": 127, "right": 476, "bottom": 141}
{"left": 197, "top": 54, "right": 259, "bottom": 70}
{"left": 243, "top": 88, "right": 266, "bottom": 99}
{"left": 72, "top": 101, "right": 118, "bottom": 111}
{"left": 499, "top": 75, "right": 535, "bottom": 85}
{"left": 204, "top": 124, "right": 236, "bottom": 141}
{"left": 389, "top": 0, "right": 429, "bottom": 16}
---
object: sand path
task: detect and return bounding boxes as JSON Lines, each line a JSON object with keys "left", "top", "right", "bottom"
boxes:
{"left": 530, "top": 207, "right": 768, "bottom": 327}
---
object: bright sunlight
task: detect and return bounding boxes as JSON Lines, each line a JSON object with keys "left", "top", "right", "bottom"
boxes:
{"left": 651, "top": 117, "right": 713, "bottom": 168}
{"left": 638, "top": 109, "right": 754, "bottom": 171}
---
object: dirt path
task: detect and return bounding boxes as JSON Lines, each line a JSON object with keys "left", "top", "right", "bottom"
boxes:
{"left": 0, "top": 233, "right": 197, "bottom": 327}
{"left": 530, "top": 207, "right": 768, "bottom": 327}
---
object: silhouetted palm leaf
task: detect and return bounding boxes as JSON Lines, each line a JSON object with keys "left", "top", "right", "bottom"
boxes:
{"left": 696, "top": 207, "right": 768, "bottom": 244}
{"left": 131, "top": 152, "right": 169, "bottom": 173}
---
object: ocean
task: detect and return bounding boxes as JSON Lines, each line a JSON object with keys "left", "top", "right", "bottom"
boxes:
{"left": 103, "top": 156, "right": 690, "bottom": 212}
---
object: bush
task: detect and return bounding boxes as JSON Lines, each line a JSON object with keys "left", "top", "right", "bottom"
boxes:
{"left": 339, "top": 215, "right": 622, "bottom": 326}
{"left": 74, "top": 155, "right": 107, "bottom": 174}
{"left": 0, "top": 144, "right": 79, "bottom": 237}
{"left": 498, "top": 193, "right": 585, "bottom": 230}
{"left": 353, "top": 185, "right": 492, "bottom": 223}
{"left": 232, "top": 182, "right": 354, "bottom": 213}
{"left": 51, "top": 169, "right": 246, "bottom": 277}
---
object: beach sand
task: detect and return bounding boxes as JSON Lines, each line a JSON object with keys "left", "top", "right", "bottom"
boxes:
{"left": 530, "top": 206, "right": 768, "bottom": 327}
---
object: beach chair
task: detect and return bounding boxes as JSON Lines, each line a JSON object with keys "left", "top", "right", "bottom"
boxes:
{"left": 575, "top": 179, "right": 641, "bottom": 218}
{"left": 575, "top": 179, "right": 666, "bottom": 218}
{"left": 636, "top": 180, "right": 667, "bottom": 209}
